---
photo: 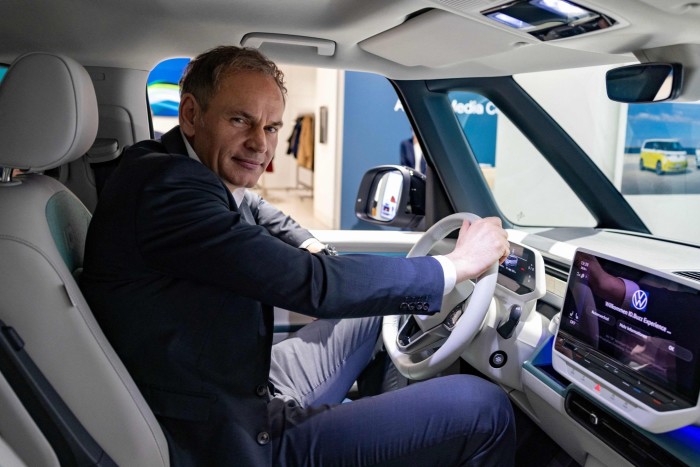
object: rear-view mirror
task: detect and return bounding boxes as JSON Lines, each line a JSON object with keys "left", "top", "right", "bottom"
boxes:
{"left": 355, "top": 165, "right": 426, "bottom": 229}
{"left": 606, "top": 63, "right": 683, "bottom": 103}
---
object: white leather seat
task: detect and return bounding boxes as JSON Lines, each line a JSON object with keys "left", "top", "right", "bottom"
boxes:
{"left": 0, "top": 52, "right": 169, "bottom": 466}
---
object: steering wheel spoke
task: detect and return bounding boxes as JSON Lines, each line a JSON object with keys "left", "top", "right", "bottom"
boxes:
{"left": 383, "top": 213, "right": 499, "bottom": 380}
{"left": 442, "top": 296, "right": 470, "bottom": 332}
{"left": 397, "top": 315, "right": 449, "bottom": 355}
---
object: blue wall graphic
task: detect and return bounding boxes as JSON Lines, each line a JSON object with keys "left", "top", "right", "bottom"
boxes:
{"left": 448, "top": 91, "right": 498, "bottom": 167}
{"left": 147, "top": 58, "right": 189, "bottom": 116}
{"left": 340, "top": 72, "right": 413, "bottom": 230}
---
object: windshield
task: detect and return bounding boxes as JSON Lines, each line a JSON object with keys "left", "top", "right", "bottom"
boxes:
{"left": 448, "top": 90, "right": 596, "bottom": 228}
{"left": 514, "top": 65, "right": 700, "bottom": 245}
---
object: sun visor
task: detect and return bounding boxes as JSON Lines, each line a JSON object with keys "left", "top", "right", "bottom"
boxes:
{"left": 359, "top": 9, "right": 533, "bottom": 68}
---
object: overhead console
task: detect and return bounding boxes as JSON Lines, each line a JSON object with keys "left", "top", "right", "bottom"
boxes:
{"left": 482, "top": 0, "right": 616, "bottom": 41}
{"left": 552, "top": 248, "right": 700, "bottom": 433}
{"left": 358, "top": 2, "right": 630, "bottom": 76}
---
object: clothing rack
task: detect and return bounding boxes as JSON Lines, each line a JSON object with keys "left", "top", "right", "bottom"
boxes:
{"left": 286, "top": 113, "right": 315, "bottom": 197}
{"left": 292, "top": 165, "right": 313, "bottom": 197}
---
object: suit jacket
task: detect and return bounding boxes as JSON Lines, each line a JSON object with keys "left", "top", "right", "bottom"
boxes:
{"left": 81, "top": 126, "right": 444, "bottom": 466}
{"left": 160, "top": 129, "right": 313, "bottom": 246}
{"left": 400, "top": 137, "right": 427, "bottom": 173}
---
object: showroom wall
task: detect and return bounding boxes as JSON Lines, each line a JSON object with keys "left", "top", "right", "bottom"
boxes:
{"left": 267, "top": 65, "right": 318, "bottom": 192}
{"left": 312, "top": 68, "right": 343, "bottom": 229}
{"left": 339, "top": 71, "right": 413, "bottom": 230}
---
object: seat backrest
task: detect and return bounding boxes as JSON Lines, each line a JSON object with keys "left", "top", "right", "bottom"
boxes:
{"left": 0, "top": 52, "right": 169, "bottom": 466}
{"left": 50, "top": 137, "right": 124, "bottom": 213}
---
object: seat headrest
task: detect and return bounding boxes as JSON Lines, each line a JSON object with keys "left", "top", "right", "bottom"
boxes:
{"left": 0, "top": 52, "right": 98, "bottom": 171}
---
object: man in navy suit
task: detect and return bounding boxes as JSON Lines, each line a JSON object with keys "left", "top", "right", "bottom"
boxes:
{"left": 82, "top": 46, "right": 515, "bottom": 466}
{"left": 400, "top": 133, "right": 427, "bottom": 173}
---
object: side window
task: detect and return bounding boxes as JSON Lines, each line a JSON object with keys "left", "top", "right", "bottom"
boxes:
{"left": 0, "top": 65, "right": 8, "bottom": 83}
{"left": 449, "top": 91, "right": 596, "bottom": 227}
{"left": 147, "top": 58, "right": 190, "bottom": 138}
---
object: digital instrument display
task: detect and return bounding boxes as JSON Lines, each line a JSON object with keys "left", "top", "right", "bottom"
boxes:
{"left": 497, "top": 243, "right": 537, "bottom": 294}
{"left": 556, "top": 250, "right": 700, "bottom": 406}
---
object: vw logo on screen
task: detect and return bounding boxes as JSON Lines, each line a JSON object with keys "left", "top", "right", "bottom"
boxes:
{"left": 631, "top": 289, "right": 649, "bottom": 312}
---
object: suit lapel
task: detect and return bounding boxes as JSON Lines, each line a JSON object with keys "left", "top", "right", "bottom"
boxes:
{"left": 160, "top": 126, "right": 189, "bottom": 156}
{"left": 160, "top": 125, "right": 243, "bottom": 217}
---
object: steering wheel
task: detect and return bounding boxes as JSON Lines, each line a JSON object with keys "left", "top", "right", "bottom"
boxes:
{"left": 383, "top": 213, "right": 498, "bottom": 380}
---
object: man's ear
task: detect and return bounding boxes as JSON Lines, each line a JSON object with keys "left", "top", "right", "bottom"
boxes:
{"left": 179, "top": 93, "right": 199, "bottom": 137}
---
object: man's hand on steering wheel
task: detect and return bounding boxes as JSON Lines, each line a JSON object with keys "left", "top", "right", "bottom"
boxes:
{"left": 383, "top": 213, "right": 509, "bottom": 380}
{"left": 446, "top": 217, "right": 510, "bottom": 282}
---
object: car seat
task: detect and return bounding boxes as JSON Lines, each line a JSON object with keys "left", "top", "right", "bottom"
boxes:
{"left": 0, "top": 52, "right": 169, "bottom": 466}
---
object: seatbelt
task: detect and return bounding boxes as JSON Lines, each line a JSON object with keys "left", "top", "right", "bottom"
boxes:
{"left": 86, "top": 139, "right": 123, "bottom": 197}
{"left": 0, "top": 320, "right": 117, "bottom": 466}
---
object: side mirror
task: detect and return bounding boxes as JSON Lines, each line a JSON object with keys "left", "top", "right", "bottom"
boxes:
{"left": 606, "top": 63, "right": 683, "bottom": 103}
{"left": 355, "top": 165, "right": 426, "bottom": 229}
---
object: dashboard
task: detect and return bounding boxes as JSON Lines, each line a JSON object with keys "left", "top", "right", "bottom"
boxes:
{"left": 314, "top": 226, "right": 700, "bottom": 466}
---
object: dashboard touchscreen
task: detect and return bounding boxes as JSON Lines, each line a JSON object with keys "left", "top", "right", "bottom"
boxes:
{"left": 497, "top": 242, "right": 536, "bottom": 294}
{"left": 557, "top": 250, "right": 700, "bottom": 406}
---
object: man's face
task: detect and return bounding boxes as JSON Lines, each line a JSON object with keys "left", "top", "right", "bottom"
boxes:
{"left": 181, "top": 70, "right": 284, "bottom": 190}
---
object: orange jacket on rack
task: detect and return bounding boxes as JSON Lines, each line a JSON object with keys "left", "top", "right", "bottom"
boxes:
{"left": 297, "top": 114, "right": 314, "bottom": 170}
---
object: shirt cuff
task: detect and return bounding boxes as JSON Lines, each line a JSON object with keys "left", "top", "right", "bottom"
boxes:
{"left": 619, "top": 277, "right": 639, "bottom": 309}
{"left": 299, "top": 238, "right": 323, "bottom": 250}
{"left": 433, "top": 255, "right": 456, "bottom": 295}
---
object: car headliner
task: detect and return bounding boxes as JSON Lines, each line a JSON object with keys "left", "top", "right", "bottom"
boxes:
{"left": 1, "top": 0, "right": 700, "bottom": 89}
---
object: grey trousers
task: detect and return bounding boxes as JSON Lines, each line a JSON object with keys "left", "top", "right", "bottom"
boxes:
{"left": 269, "top": 316, "right": 383, "bottom": 407}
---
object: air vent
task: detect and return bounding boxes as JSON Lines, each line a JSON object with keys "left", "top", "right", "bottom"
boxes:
{"left": 544, "top": 257, "right": 570, "bottom": 282}
{"left": 565, "top": 390, "right": 686, "bottom": 467}
{"left": 674, "top": 271, "right": 700, "bottom": 282}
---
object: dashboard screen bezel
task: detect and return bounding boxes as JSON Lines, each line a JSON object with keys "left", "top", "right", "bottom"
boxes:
{"left": 552, "top": 247, "right": 700, "bottom": 433}
{"left": 497, "top": 242, "right": 538, "bottom": 295}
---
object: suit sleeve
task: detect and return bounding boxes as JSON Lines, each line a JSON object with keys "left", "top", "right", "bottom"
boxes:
{"left": 245, "top": 191, "right": 314, "bottom": 247}
{"left": 134, "top": 162, "right": 444, "bottom": 319}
